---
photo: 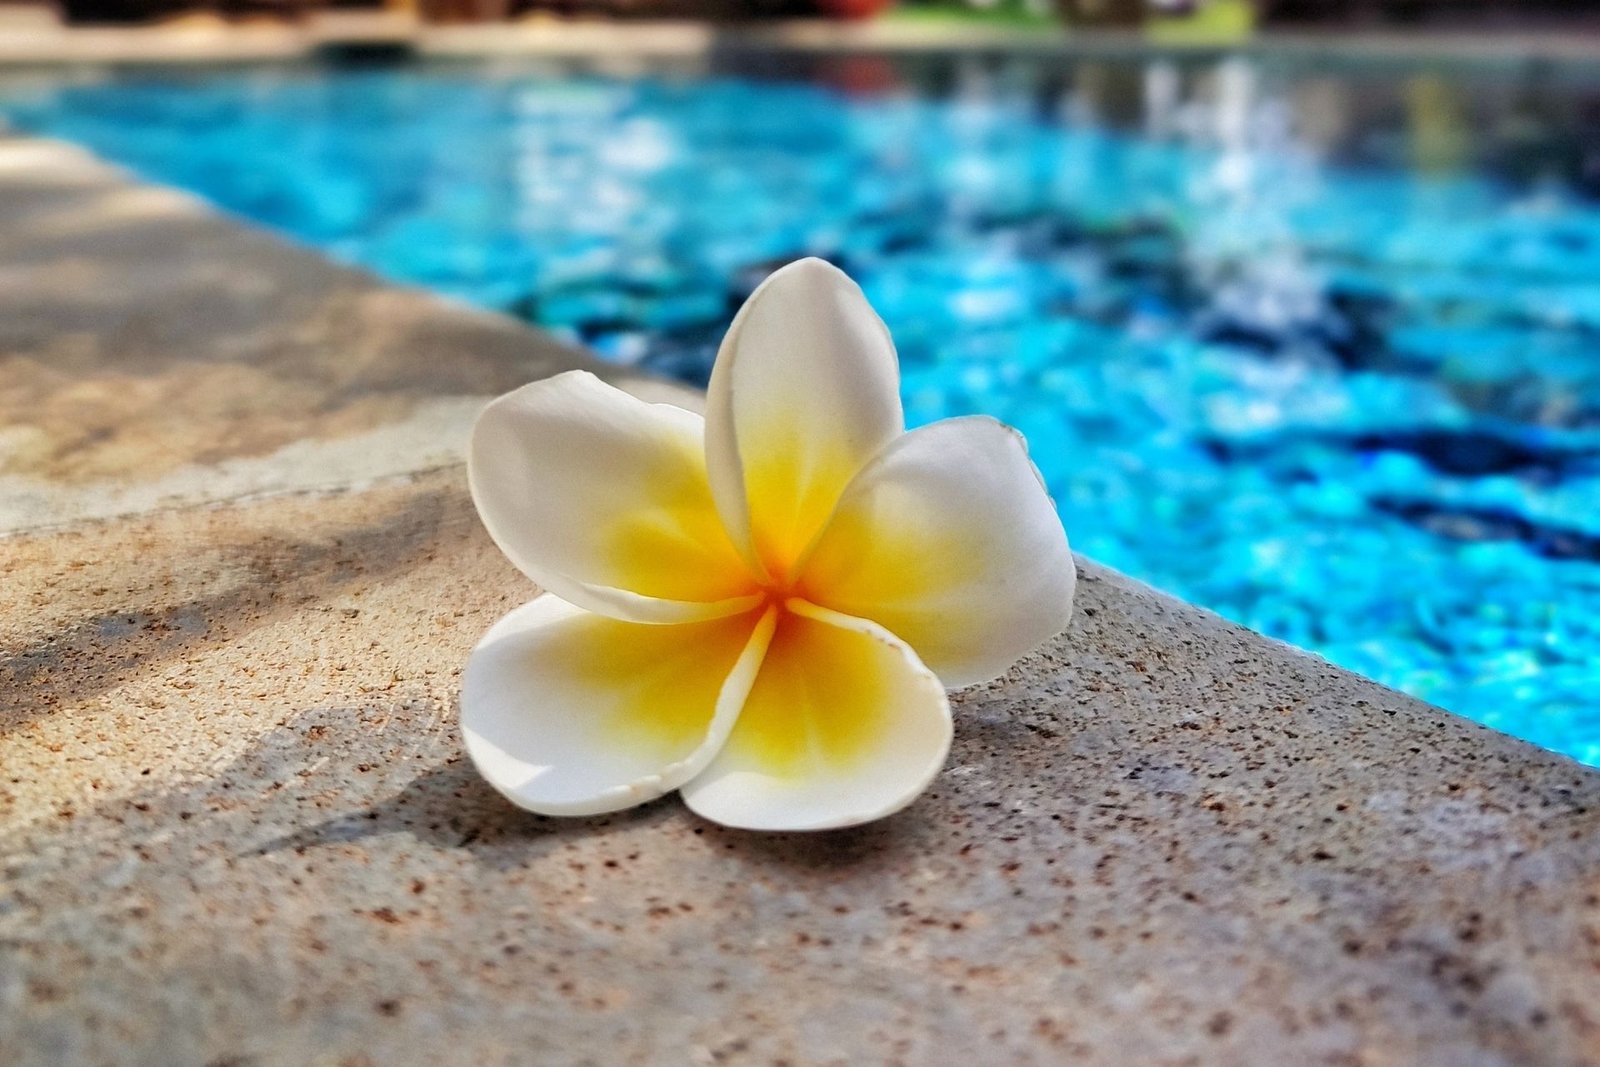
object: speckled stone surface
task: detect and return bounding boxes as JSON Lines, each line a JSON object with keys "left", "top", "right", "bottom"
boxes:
{"left": 4, "top": 137, "right": 1600, "bottom": 1067}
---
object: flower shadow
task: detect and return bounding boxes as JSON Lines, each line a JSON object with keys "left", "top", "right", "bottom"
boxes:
{"left": 255, "top": 754, "right": 931, "bottom": 877}
{"left": 252, "top": 757, "right": 680, "bottom": 872}
{"left": 688, "top": 805, "right": 937, "bottom": 877}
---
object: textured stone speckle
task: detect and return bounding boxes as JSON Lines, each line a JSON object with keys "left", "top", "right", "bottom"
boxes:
{"left": 4, "top": 477, "right": 1600, "bottom": 1065}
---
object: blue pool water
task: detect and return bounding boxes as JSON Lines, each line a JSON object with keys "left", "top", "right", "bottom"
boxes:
{"left": 4, "top": 56, "right": 1599, "bottom": 759}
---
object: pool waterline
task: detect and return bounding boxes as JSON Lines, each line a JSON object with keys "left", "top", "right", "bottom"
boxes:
{"left": 3, "top": 53, "right": 1598, "bottom": 762}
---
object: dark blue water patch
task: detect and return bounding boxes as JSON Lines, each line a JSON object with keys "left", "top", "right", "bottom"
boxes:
{"left": 1356, "top": 428, "right": 1589, "bottom": 479}
{"left": 1205, "top": 426, "right": 1597, "bottom": 480}
{"left": 1374, "top": 499, "right": 1600, "bottom": 563}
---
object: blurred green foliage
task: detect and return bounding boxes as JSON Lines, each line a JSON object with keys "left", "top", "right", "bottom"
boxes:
{"left": 887, "top": 0, "right": 1058, "bottom": 27}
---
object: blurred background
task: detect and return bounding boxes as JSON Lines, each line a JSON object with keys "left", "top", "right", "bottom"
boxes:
{"left": 4, "top": 0, "right": 1599, "bottom": 30}
{"left": 2, "top": 1, "right": 1599, "bottom": 763}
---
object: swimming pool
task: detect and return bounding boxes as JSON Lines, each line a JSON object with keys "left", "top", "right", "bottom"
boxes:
{"left": 4, "top": 54, "right": 1598, "bottom": 761}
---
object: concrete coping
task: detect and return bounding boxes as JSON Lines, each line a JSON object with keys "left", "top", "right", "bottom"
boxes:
{"left": 2, "top": 136, "right": 1599, "bottom": 1064}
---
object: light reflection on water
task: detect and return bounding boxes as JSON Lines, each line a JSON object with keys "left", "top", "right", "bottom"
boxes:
{"left": 4, "top": 51, "right": 1600, "bottom": 759}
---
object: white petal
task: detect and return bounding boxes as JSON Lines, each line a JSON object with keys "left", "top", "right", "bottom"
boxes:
{"left": 462, "top": 596, "right": 777, "bottom": 817}
{"left": 705, "top": 258, "right": 904, "bottom": 582}
{"left": 796, "top": 416, "right": 1075, "bottom": 688}
{"left": 680, "top": 601, "right": 951, "bottom": 831}
{"left": 470, "top": 371, "right": 760, "bottom": 624}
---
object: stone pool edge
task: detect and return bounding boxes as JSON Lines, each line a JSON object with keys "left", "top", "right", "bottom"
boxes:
{"left": 5, "top": 132, "right": 1600, "bottom": 1064}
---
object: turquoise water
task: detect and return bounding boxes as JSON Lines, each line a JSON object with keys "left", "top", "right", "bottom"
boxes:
{"left": 5, "top": 58, "right": 1599, "bottom": 760}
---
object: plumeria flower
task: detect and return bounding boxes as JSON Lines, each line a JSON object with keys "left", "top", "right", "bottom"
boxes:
{"left": 462, "top": 258, "right": 1075, "bottom": 831}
